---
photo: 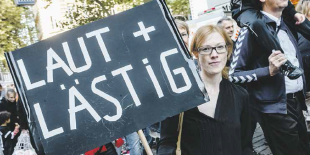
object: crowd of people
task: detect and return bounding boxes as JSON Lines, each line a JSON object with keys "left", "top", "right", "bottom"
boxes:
{"left": 88, "top": 0, "right": 310, "bottom": 155}
{"left": 0, "top": 84, "right": 29, "bottom": 155}
{"left": 1, "top": 0, "right": 310, "bottom": 155}
{"left": 158, "top": 0, "right": 310, "bottom": 155}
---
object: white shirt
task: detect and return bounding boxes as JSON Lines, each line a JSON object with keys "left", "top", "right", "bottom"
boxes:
{"left": 261, "top": 11, "right": 303, "bottom": 93}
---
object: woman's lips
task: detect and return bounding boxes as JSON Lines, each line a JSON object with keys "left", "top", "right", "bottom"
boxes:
{"left": 209, "top": 61, "right": 220, "bottom": 66}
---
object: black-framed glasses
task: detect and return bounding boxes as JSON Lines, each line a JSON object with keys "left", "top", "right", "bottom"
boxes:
{"left": 197, "top": 44, "right": 227, "bottom": 55}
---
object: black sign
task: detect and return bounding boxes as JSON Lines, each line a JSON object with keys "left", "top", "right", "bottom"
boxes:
{"left": 6, "top": 0, "right": 206, "bottom": 154}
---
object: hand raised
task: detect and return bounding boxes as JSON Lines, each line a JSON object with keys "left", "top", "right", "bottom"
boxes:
{"left": 294, "top": 13, "right": 306, "bottom": 25}
{"left": 268, "top": 50, "right": 287, "bottom": 76}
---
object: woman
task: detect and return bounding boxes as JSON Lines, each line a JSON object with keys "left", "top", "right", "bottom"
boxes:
{"left": 157, "top": 25, "right": 252, "bottom": 155}
{"left": 296, "top": 0, "right": 310, "bottom": 97}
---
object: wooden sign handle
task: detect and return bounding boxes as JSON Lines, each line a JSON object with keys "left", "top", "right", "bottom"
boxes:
{"left": 137, "top": 130, "right": 153, "bottom": 155}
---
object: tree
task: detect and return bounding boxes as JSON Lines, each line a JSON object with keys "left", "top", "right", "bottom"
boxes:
{"left": 0, "top": 0, "right": 27, "bottom": 59}
{"left": 165, "top": 0, "right": 190, "bottom": 20}
{"left": 45, "top": 0, "right": 190, "bottom": 29}
{"left": 57, "top": 0, "right": 145, "bottom": 29}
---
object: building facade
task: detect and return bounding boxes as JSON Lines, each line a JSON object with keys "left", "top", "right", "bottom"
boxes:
{"left": 33, "top": 0, "right": 78, "bottom": 40}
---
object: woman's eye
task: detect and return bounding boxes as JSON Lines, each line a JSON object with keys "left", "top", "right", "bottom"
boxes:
{"left": 217, "top": 45, "right": 224, "bottom": 49}
{"left": 203, "top": 48, "right": 210, "bottom": 51}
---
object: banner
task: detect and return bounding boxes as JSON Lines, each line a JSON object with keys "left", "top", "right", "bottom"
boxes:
{"left": 6, "top": 0, "right": 207, "bottom": 154}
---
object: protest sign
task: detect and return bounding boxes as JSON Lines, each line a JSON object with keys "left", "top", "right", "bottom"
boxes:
{"left": 6, "top": 0, "right": 207, "bottom": 154}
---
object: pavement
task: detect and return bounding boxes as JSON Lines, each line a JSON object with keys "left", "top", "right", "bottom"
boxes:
{"left": 253, "top": 124, "right": 272, "bottom": 155}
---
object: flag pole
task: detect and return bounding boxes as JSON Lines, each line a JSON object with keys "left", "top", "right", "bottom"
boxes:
{"left": 137, "top": 130, "right": 153, "bottom": 155}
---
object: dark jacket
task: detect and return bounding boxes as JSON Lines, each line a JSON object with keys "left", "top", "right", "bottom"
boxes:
{"left": 0, "top": 126, "right": 16, "bottom": 155}
{"left": 298, "top": 34, "right": 310, "bottom": 92}
{"left": 231, "top": 0, "right": 296, "bottom": 24}
{"left": 0, "top": 99, "right": 18, "bottom": 131}
{"left": 229, "top": 13, "right": 307, "bottom": 114}
{"left": 158, "top": 79, "right": 253, "bottom": 155}
{"left": 298, "top": 34, "right": 310, "bottom": 59}
{"left": 231, "top": 0, "right": 310, "bottom": 41}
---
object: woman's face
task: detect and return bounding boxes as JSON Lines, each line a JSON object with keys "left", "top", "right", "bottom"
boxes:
{"left": 198, "top": 32, "right": 227, "bottom": 76}
{"left": 307, "top": 10, "right": 310, "bottom": 20}
{"left": 179, "top": 28, "right": 189, "bottom": 48}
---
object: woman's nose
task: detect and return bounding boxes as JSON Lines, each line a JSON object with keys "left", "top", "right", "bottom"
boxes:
{"left": 210, "top": 49, "right": 218, "bottom": 58}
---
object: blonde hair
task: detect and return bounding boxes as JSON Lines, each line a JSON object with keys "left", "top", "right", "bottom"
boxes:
{"left": 296, "top": 0, "right": 310, "bottom": 16}
{"left": 190, "top": 25, "right": 233, "bottom": 79}
{"left": 175, "top": 20, "right": 189, "bottom": 35}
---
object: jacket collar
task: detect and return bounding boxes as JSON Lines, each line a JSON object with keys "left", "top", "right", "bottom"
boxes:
{"left": 260, "top": 11, "right": 281, "bottom": 26}
{"left": 258, "top": 12, "right": 279, "bottom": 32}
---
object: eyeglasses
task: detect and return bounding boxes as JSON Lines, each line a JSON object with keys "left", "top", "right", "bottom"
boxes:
{"left": 197, "top": 44, "right": 227, "bottom": 55}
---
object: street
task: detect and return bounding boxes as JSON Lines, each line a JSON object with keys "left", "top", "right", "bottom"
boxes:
{"left": 253, "top": 98, "right": 310, "bottom": 155}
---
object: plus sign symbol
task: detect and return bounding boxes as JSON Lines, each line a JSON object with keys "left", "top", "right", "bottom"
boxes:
{"left": 133, "top": 21, "right": 156, "bottom": 41}
{"left": 4, "top": 0, "right": 205, "bottom": 155}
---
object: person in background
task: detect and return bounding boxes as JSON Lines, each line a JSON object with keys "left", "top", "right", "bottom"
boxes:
{"left": 0, "top": 89, "right": 18, "bottom": 131}
{"left": 0, "top": 84, "right": 5, "bottom": 101}
{"left": 231, "top": 0, "right": 310, "bottom": 80}
{"left": 217, "top": 17, "right": 238, "bottom": 66}
{"left": 217, "top": 17, "right": 235, "bottom": 38}
{"left": 296, "top": 0, "right": 310, "bottom": 99}
{"left": 158, "top": 25, "right": 252, "bottom": 155}
{"left": 229, "top": 0, "right": 310, "bottom": 154}
{"left": 0, "top": 111, "right": 20, "bottom": 155}
{"left": 124, "top": 132, "right": 142, "bottom": 155}
{"left": 175, "top": 20, "right": 189, "bottom": 48}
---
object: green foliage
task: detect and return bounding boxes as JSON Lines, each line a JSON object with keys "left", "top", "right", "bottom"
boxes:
{"left": 0, "top": 0, "right": 27, "bottom": 58}
{"left": 46, "top": 0, "right": 190, "bottom": 29}
{"left": 23, "top": 8, "right": 38, "bottom": 45}
{"left": 166, "top": 0, "right": 190, "bottom": 20}
{"left": 59, "top": 0, "right": 145, "bottom": 29}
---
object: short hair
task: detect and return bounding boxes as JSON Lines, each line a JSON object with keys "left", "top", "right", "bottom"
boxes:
{"left": 5, "top": 89, "right": 16, "bottom": 98}
{"left": 296, "top": 0, "right": 310, "bottom": 16}
{"left": 217, "top": 17, "right": 233, "bottom": 27}
{"left": 175, "top": 19, "right": 189, "bottom": 35}
{"left": 0, "top": 111, "right": 11, "bottom": 125}
{"left": 190, "top": 25, "right": 233, "bottom": 78}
